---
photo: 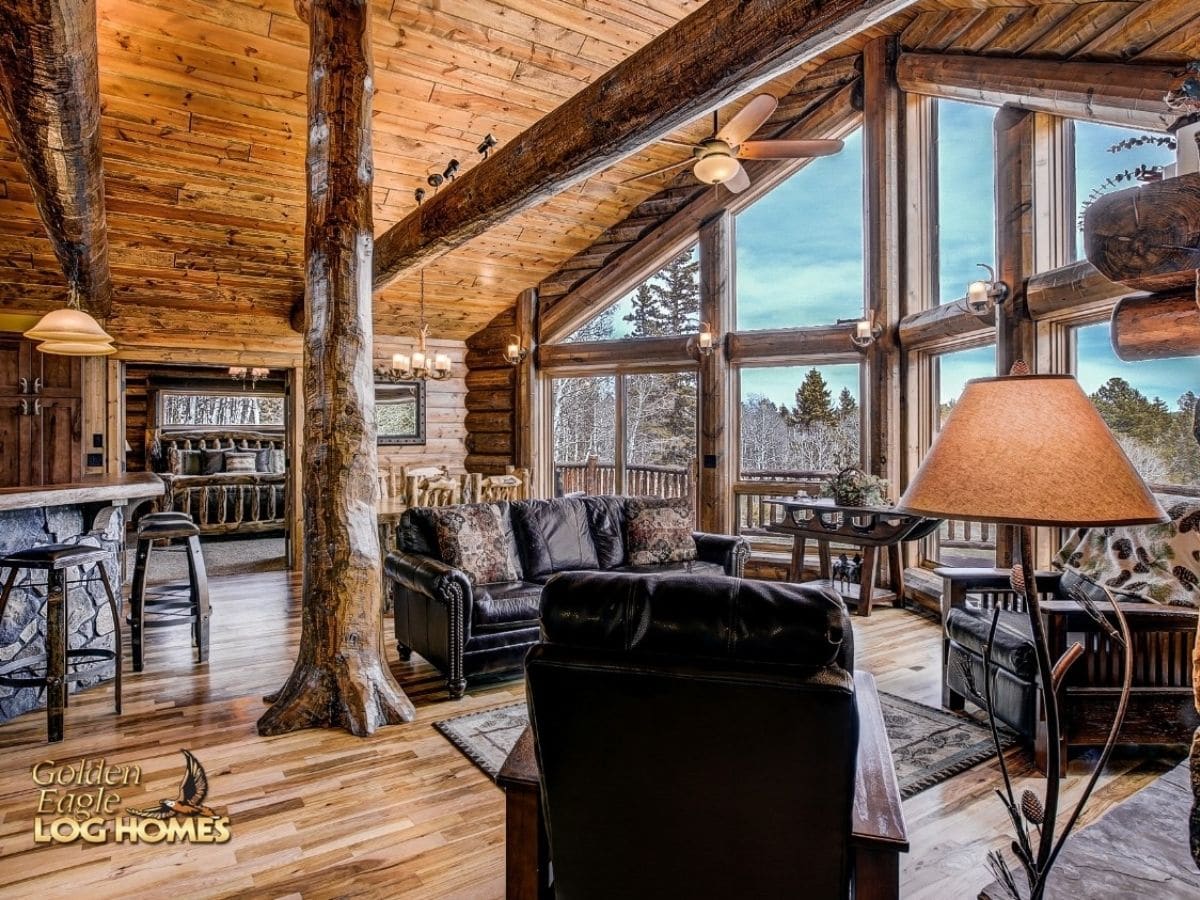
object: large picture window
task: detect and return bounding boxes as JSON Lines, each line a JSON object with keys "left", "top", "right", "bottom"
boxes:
{"left": 1074, "top": 322, "right": 1199, "bottom": 489}
{"left": 159, "top": 391, "right": 284, "bottom": 429}
{"left": 564, "top": 246, "right": 699, "bottom": 343}
{"left": 735, "top": 129, "right": 864, "bottom": 330}
{"left": 937, "top": 100, "right": 996, "bottom": 304}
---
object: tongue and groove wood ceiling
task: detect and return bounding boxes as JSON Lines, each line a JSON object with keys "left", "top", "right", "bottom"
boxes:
{"left": 0, "top": 0, "right": 1196, "bottom": 342}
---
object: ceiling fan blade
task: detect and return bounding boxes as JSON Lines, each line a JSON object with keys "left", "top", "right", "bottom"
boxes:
{"left": 621, "top": 157, "right": 693, "bottom": 184}
{"left": 737, "top": 139, "right": 844, "bottom": 160}
{"left": 724, "top": 162, "right": 751, "bottom": 194}
{"left": 717, "top": 94, "right": 779, "bottom": 146}
{"left": 657, "top": 138, "right": 698, "bottom": 150}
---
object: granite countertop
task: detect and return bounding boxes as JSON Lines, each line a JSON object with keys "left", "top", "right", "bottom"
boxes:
{"left": 0, "top": 472, "right": 164, "bottom": 513}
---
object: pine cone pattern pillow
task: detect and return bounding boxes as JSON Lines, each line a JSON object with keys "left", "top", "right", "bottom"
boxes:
{"left": 625, "top": 496, "right": 697, "bottom": 566}
{"left": 431, "top": 504, "right": 520, "bottom": 586}
{"left": 1053, "top": 498, "right": 1200, "bottom": 607}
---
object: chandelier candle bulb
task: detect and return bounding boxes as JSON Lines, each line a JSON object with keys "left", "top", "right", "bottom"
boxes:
{"left": 855, "top": 320, "right": 872, "bottom": 341}
{"left": 411, "top": 350, "right": 426, "bottom": 371}
{"left": 434, "top": 353, "right": 451, "bottom": 373}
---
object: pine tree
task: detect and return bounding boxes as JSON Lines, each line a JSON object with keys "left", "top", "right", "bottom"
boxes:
{"left": 1089, "top": 377, "right": 1172, "bottom": 445}
{"left": 789, "top": 368, "right": 836, "bottom": 428}
{"left": 623, "top": 250, "right": 699, "bottom": 337}
{"left": 836, "top": 387, "right": 858, "bottom": 421}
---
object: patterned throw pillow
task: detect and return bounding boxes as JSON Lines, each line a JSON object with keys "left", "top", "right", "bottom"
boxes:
{"left": 224, "top": 451, "right": 258, "bottom": 474}
{"left": 625, "top": 496, "right": 697, "bottom": 566}
{"left": 431, "top": 504, "right": 521, "bottom": 586}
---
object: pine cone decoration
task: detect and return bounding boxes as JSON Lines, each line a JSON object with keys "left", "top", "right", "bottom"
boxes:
{"left": 1021, "top": 789, "right": 1044, "bottom": 826}
{"left": 1009, "top": 563, "right": 1025, "bottom": 595}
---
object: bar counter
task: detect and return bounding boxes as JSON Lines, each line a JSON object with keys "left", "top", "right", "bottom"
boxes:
{"left": 0, "top": 473, "right": 163, "bottom": 725}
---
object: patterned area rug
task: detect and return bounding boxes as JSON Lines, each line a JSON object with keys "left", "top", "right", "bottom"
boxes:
{"left": 434, "top": 692, "right": 1015, "bottom": 800}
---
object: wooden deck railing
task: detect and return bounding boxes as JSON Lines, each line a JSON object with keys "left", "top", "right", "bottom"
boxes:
{"left": 732, "top": 472, "right": 828, "bottom": 550}
{"left": 554, "top": 456, "right": 693, "bottom": 500}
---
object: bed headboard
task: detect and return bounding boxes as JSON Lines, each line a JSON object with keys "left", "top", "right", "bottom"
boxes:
{"left": 153, "top": 430, "right": 286, "bottom": 470}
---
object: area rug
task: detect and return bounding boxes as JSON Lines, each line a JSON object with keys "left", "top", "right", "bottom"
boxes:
{"left": 123, "top": 535, "right": 287, "bottom": 584}
{"left": 434, "top": 692, "right": 1015, "bottom": 800}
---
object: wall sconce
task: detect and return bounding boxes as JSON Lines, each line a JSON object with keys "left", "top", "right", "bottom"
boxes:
{"left": 502, "top": 335, "right": 528, "bottom": 366}
{"left": 964, "top": 263, "right": 1008, "bottom": 316}
{"left": 229, "top": 366, "right": 269, "bottom": 388}
{"left": 841, "top": 313, "right": 882, "bottom": 351}
{"left": 687, "top": 322, "right": 717, "bottom": 358}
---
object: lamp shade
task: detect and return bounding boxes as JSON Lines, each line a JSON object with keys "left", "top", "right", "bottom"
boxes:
{"left": 24, "top": 307, "right": 113, "bottom": 343}
{"left": 896, "top": 374, "right": 1167, "bottom": 527}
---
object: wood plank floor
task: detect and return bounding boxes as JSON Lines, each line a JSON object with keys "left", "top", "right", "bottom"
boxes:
{"left": 0, "top": 571, "right": 1184, "bottom": 899}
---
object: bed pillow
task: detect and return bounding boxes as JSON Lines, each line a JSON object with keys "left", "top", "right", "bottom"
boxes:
{"left": 624, "top": 496, "right": 697, "bottom": 567}
{"left": 201, "top": 448, "right": 225, "bottom": 475}
{"left": 224, "top": 451, "right": 258, "bottom": 474}
{"left": 430, "top": 504, "right": 522, "bottom": 586}
{"left": 179, "top": 449, "right": 202, "bottom": 476}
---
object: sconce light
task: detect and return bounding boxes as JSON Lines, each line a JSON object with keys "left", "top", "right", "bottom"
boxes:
{"left": 502, "top": 335, "right": 528, "bottom": 366}
{"left": 841, "top": 312, "right": 882, "bottom": 351}
{"left": 687, "top": 321, "right": 717, "bottom": 358}
{"left": 964, "top": 263, "right": 1008, "bottom": 316}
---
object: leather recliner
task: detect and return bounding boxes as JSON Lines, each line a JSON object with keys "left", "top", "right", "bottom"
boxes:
{"left": 526, "top": 571, "right": 858, "bottom": 900}
{"left": 384, "top": 495, "right": 750, "bottom": 699}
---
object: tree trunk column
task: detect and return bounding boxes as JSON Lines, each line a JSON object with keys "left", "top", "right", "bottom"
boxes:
{"left": 258, "top": 0, "right": 414, "bottom": 736}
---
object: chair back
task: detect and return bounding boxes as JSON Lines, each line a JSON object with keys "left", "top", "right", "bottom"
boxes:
{"left": 526, "top": 571, "right": 858, "bottom": 900}
{"left": 408, "top": 474, "right": 461, "bottom": 507}
{"left": 469, "top": 466, "right": 529, "bottom": 503}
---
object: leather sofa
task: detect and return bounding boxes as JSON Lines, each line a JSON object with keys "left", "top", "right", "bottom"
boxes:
{"left": 384, "top": 495, "right": 750, "bottom": 699}
{"left": 526, "top": 571, "right": 861, "bottom": 898}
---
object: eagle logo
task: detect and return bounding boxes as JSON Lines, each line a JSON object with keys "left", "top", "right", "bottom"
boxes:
{"left": 126, "top": 749, "right": 219, "bottom": 820}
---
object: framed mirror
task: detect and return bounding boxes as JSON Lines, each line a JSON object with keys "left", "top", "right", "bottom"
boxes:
{"left": 375, "top": 380, "right": 425, "bottom": 445}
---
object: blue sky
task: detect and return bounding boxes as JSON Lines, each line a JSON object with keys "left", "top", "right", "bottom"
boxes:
{"left": 938, "top": 102, "right": 995, "bottom": 303}
{"left": 741, "top": 364, "right": 859, "bottom": 409}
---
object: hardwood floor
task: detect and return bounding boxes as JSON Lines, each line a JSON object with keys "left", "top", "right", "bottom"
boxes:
{"left": 0, "top": 570, "right": 1184, "bottom": 899}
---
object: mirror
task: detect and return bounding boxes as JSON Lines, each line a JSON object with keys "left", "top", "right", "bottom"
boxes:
{"left": 375, "top": 380, "right": 425, "bottom": 445}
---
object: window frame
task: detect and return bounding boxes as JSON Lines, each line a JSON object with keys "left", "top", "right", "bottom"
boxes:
{"left": 156, "top": 388, "right": 286, "bottom": 432}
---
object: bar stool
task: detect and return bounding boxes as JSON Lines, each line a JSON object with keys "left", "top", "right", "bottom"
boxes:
{"left": 130, "top": 512, "right": 210, "bottom": 671}
{"left": 0, "top": 544, "right": 122, "bottom": 742}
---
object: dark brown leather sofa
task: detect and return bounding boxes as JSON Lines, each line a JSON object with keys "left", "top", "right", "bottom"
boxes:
{"left": 384, "top": 495, "right": 750, "bottom": 699}
{"left": 524, "top": 571, "right": 874, "bottom": 899}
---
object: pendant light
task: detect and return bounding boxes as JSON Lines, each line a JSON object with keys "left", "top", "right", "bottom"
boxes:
{"left": 389, "top": 269, "right": 451, "bottom": 381}
{"left": 24, "top": 288, "right": 116, "bottom": 355}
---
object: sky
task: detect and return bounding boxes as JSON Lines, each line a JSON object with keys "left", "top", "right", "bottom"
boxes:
{"left": 570, "top": 102, "right": 1197, "bottom": 410}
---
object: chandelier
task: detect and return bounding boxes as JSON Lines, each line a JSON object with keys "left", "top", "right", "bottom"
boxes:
{"left": 229, "top": 366, "right": 269, "bottom": 388}
{"left": 390, "top": 269, "right": 451, "bottom": 381}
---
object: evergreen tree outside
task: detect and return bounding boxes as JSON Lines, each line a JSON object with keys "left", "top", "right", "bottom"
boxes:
{"left": 789, "top": 368, "right": 837, "bottom": 428}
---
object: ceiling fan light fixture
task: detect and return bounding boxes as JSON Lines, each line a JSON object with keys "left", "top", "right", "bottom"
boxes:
{"left": 693, "top": 147, "right": 741, "bottom": 185}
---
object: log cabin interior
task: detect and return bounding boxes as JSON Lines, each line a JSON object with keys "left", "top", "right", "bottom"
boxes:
{"left": 1, "top": 0, "right": 1199, "bottom": 896}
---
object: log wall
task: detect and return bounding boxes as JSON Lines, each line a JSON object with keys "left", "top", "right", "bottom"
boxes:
{"left": 463, "top": 307, "right": 518, "bottom": 475}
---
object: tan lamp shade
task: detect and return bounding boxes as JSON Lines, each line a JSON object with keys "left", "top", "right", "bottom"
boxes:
{"left": 24, "top": 307, "right": 113, "bottom": 344}
{"left": 33, "top": 340, "right": 117, "bottom": 357}
{"left": 896, "top": 374, "right": 1167, "bottom": 527}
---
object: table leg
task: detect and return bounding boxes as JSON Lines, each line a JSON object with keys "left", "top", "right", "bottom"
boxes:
{"left": 853, "top": 846, "right": 900, "bottom": 900}
{"left": 506, "top": 782, "right": 551, "bottom": 899}
{"left": 887, "top": 544, "right": 904, "bottom": 608}
{"left": 858, "top": 546, "right": 879, "bottom": 617}
{"left": 788, "top": 535, "right": 807, "bottom": 583}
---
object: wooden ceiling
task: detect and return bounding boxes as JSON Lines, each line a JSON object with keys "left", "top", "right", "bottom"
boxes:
{"left": 0, "top": 0, "right": 1196, "bottom": 345}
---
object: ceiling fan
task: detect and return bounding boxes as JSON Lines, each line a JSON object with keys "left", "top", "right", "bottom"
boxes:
{"left": 626, "top": 94, "right": 844, "bottom": 193}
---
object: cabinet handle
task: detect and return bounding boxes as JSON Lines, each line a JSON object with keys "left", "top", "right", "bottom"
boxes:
{"left": 19, "top": 377, "right": 28, "bottom": 395}
{"left": 32, "top": 399, "right": 42, "bottom": 417}
{"left": 19, "top": 399, "right": 29, "bottom": 417}
{"left": 32, "top": 377, "right": 42, "bottom": 395}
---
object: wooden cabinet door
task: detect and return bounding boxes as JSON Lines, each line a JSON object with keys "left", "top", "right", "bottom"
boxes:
{"left": 0, "top": 333, "right": 84, "bottom": 486}
{"left": 0, "top": 398, "right": 26, "bottom": 488}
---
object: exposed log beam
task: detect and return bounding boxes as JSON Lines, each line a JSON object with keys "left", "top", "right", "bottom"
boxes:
{"left": 896, "top": 52, "right": 1188, "bottom": 132}
{"left": 1024, "top": 259, "right": 1135, "bottom": 320}
{"left": 258, "top": 0, "right": 413, "bottom": 737}
{"left": 0, "top": 0, "right": 111, "bottom": 317}
{"left": 1111, "top": 289, "right": 1200, "bottom": 361}
{"left": 372, "top": 0, "right": 920, "bottom": 291}
{"left": 540, "top": 81, "right": 863, "bottom": 344}
{"left": 538, "top": 335, "right": 694, "bottom": 372}
{"left": 726, "top": 325, "right": 862, "bottom": 364}
{"left": 1083, "top": 172, "right": 1200, "bottom": 293}
{"left": 898, "top": 301, "right": 994, "bottom": 348}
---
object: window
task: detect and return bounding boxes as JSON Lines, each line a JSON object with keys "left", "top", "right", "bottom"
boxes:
{"left": 551, "top": 371, "right": 698, "bottom": 504}
{"left": 1074, "top": 322, "right": 1200, "bottom": 489}
{"left": 937, "top": 100, "right": 996, "bottom": 304}
{"left": 1075, "top": 121, "right": 1176, "bottom": 259}
{"left": 735, "top": 129, "right": 864, "bottom": 330}
{"left": 930, "top": 344, "right": 997, "bottom": 566}
{"left": 564, "top": 246, "right": 699, "bottom": 342}
{"left": 738, "top": 364, "right": 861, "bottom": 477}
{"left": 159, "top": 391, "right": 284, "bottom": 429}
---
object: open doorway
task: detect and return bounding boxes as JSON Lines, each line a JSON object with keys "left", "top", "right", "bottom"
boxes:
{"left": 123, "top": 362, "right": 292, "bottom": 581}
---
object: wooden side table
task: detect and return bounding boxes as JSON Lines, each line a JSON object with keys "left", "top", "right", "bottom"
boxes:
{"left": 765, "top": 498, "right": 940, "bottom": 617}
{"left": 498, "top": 671, "right": 909, "bottom": 899}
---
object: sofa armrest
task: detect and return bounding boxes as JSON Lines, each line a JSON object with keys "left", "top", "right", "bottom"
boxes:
{"left": 692, "top": 532, "right": 751, "bottom": 577}
{"left": 384, "top": 551, "right": 473, "bottom": 608}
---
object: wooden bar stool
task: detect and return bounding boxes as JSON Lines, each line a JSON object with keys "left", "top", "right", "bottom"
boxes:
{"left": 0, "top": 544, "right": 122, "bottom": 742}
{"left": 130, "top": 512, "right": 210, "bottom": 671}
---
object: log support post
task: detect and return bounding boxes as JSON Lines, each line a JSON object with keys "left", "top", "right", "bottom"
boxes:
{"left": 698, "top": 210, "right": 735, "bottom": 534}
{"left": 514, "top": 288, "right": 542, "bottom": 494}
{"left": 258, "top": 0, "right": 414, "bottom": 737}
{"left": 863, "top": 37, "right": 903, "bottom": 512}
{"left": 994, "top": 106, "right": 1037, "bottom": 568}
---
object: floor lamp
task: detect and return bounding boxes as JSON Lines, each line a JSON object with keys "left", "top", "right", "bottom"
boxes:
{"left": 895, "top": 367, "right": 1168, "bottom": 900}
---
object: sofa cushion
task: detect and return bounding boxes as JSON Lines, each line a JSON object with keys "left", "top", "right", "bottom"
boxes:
{"left": 473, "top": 580, "right": 543, "bottom": 633}
{"left": 512, "top": 498, "right": 598, "bottom": 580}
{"left": 581, "top": 495, "right": 626, "bottom": 568}
{"left": 945, "top": 606, "right": 1037, "bottom": 681}
{"left": 610, "top": 560, "right": 725, "bottom": 578}
{"left": 429, "top": 504, "right": 522, "bottom": 586}
{"left": 624, "top": 496, "right": 697, "bottom": 566}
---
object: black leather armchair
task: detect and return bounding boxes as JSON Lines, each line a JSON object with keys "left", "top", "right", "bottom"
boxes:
{"left": 385, "top": 496, "right": 750, "bottom": 699}
{"left": 524, "top": 571, "right": 903, "bottom": 899}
